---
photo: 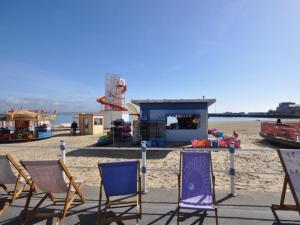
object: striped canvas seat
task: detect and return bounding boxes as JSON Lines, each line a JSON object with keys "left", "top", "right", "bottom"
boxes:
{"left": 0, "top": 155, "right": 19, "bottom": 185}
{"left": 177, "top": 151, "right": 218, "bottom": 225}
{"left": 20, "top": 160, "right": 85, "bottom": 225}
{"left": 0, "top": 154, "right": 31, "bottom": 217}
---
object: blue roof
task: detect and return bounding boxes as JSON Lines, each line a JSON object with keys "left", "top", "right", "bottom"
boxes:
{"left": 132, "top": 99, "right": 216, "bottom": 107}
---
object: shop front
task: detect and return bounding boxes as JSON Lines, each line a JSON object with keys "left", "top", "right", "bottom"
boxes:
{"left": 131, "top": 99, "right": 216, "bottom": 143}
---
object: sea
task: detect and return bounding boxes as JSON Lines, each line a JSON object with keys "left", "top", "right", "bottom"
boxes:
{"left": 54, "top": 112, "right": 277, "bottom": 126}
{"left": 54, "top": 112, "right": 80, "bottom": 126}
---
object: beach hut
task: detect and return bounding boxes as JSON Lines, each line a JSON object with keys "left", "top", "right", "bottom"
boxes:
{"left": 0, "top": 109, "right": 56, "bottom": 142}
{"left": 131, "top": 99, "right": 216, "bottom": 143}
{"left": 78, "top": 113, "right": 104, "bottom": 135}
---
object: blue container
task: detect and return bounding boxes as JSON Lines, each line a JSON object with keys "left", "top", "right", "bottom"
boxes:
{"left": 215, "top": 132, "right": 224, "bottom": 138}
{"left": 97, "top": 136, "right": 112, "bottom": 146}
{"left": 158, "top": 139, "right": 166, "bottom": 147}
{"left": 151, "top": 139, "right": 158, "bottom": 147}
{"left": 146, "top": 140, "right": 152, "bottom": 147}
{"left": 212, "top": 140, "right": 219, "bottom": 148}
{"left": 36, "top": 131, "right": 52, "bottom": 139}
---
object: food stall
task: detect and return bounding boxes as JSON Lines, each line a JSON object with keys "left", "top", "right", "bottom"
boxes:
{"left": 0, "top": 109, "right": 56, "bottom": 142}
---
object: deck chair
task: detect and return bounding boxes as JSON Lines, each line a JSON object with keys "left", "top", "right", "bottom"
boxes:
{"left": 0, "top": 154, "right": 31, "bottom": 216}
{"left": 98, "top": 160, "right": 142, "bottom": 225}
{"left": 177, "top": 150, "right": 218, "bottom": 225}
{"left": 272, "top": 149, "right": 300, "bottom": 213}
{"left": 20, "top": 160, "right": 85, "bottom": 225}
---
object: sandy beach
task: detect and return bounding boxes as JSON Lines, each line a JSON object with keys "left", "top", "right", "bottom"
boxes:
{"left": 0, "top": 121, "right": 285, "bottom": 192}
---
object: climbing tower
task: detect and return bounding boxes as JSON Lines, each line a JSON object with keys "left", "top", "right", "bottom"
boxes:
{"left": 97, "top": 74, "right": 128, "bottom": 129}
{"left": 104, "top": 74, "right": 127, "bottom": 111}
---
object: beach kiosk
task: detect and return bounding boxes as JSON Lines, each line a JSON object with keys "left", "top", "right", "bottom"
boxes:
{"left": 0, "top": 109, "right": 56, "bottom": 142}
{"left": 131, "top": 99, "right": 216, "bottom": 143}
{"left": 78, "top": 113, "right": 104, "bottom": 135}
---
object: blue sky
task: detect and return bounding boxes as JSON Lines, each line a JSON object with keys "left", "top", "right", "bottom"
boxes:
{"left": 0, "top": 0, "right": 299, "bottom": 113}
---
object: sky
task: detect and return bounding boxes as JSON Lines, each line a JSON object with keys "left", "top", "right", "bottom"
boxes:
{"left": 0, "top": 0, "right": 299, "bottom": 113}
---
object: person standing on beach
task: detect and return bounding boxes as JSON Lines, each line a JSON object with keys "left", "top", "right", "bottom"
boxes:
{"left": 71, "top": 121, "right": 78, "bottom": 135}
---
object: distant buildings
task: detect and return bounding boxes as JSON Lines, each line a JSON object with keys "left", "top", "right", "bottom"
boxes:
{"left": 223, "top": 112, "right": 246, "bottom": 115}
{"left": 268, "top": 102, "right": 300, "bottom": 115}
{"left": 209, "top": 102, "right": 300, "bottom": 118}
{"left": 248, "top": 112, "right": 266, "bottom": 116}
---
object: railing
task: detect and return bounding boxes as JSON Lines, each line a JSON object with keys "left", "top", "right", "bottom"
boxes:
{"left": 57, "top": 140, "right": 286, "bottom": 196}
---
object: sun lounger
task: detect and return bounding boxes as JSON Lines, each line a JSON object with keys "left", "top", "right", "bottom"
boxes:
{"left": 177, "top": 150, "right": 218, "bottom": 225}
{"left": 98, "top": 160, "right": 142, "bottom": 225}
{"left": 20, "top": 160, "right": 85, "bottom": 225}
{"left": 0, "top": 154, "right": 31, "bottom": 216}
{"left": 273, "top": 149, "right": 300, "bottom": 213}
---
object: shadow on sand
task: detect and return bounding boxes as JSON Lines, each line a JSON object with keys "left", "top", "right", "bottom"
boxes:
{"left": 52, "top": 132, "right": 74, "bottom": 138}
{"left": 253, "top": 138, "right": 298, "bottom": 149}
{"left": 66, "top": 148, "right": 173, "bottom": 160}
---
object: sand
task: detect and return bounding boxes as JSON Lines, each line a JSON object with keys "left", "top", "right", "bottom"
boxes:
{"left": 0, "top": 121, "right": 286, "bottom": 192}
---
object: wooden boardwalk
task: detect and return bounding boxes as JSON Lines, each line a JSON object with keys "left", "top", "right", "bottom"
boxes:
{"left": 1, "top": 187, "right": 300, "bottom": 225}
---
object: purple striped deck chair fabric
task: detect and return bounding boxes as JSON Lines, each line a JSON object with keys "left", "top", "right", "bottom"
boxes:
{"left": 20, "top": 160, "right": 68, "bottom": 193}
{"left": 98, "top": 161, "right": 138, "bottom": 197}
{"left": 0, "top": 156, "right": 18, "bottom": 185}
{"left": 180, "top": 151, "right": 214, "bottom": 211}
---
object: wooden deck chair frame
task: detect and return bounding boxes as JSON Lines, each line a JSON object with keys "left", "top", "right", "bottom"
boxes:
{"left": 0, "top": 154, "right": 31, "bottom": 216}
{"left": 272, "top": 149, "right": 300, "bottom": 213}
{"left": 97, "top": 161, "right": 142, "bottom": 225}
{"left": 177, "top": 151, "right": 218, "bottom": 225}
{"left": 20, "top": 159, "right": 85, "bottom": 225}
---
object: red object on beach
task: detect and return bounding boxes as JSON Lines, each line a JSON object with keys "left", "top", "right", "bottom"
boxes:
{"left": 234, "top": 140, "right": 241, "bottom": 148}
{"left": 197, "top": 140, "right": 206, "bottom": 147}
{"left": 210, "top": 128, "right": 217, "bottom": 135}
{"left": 191, "top": 139, "right": 207, "bottom": 148}
{"left": 219, "top": 140, "right": 228, "bottom": 148}
{"left": 205, "top": 140, "right": 212, "bottom": 147}
{"left": 228, "top": 138, "right": 235, "bottom": 144}
{"left": 191, "top": 140, "right": 198, "bottom": 147}
{"left": 227, "top": 138, "right": 241, "bottom": 148}
{"left": 233, "top": 131, "right": 238, "bottom": 138}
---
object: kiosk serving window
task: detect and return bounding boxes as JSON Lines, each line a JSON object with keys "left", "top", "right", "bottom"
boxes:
{"left": 166, "top": 115, "right": 200, "bottom": 130}
{"left": 94, "top": 118, "right": 103, "bottom": 126}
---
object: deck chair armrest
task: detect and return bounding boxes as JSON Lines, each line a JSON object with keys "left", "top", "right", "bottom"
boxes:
{"left": 19, "top": 169, "right": 31, "bottom": 184}
{"left": 6, "top": 154, "right": 31, "bottom": 184}
{"left": 70, "top": 177, "right": 85, "bottom": 194}
{"left": 58, "top": 160, "right": 73, "bottom": 181}
{"left": 177, "top": 171, "right": 181, "bottom": 204}
{"left": 212, "top": 175, "right": 217, "bottom": 205}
